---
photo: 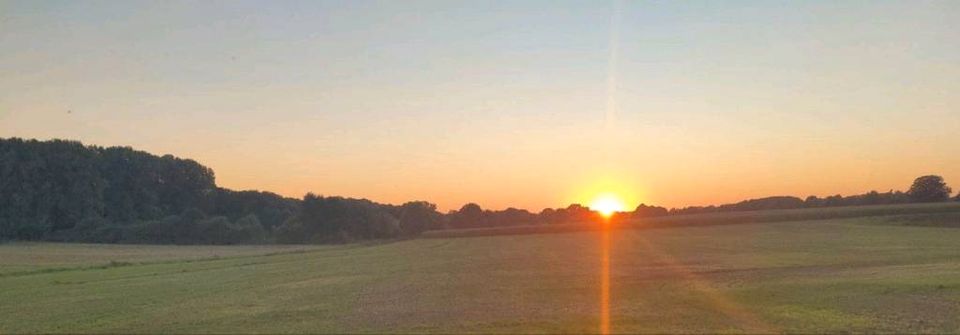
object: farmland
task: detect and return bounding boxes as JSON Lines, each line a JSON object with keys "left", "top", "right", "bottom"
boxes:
{"left": 3, "top": 207, "right": 960, "bottom": 333}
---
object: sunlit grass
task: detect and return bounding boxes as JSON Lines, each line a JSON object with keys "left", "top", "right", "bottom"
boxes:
{"left": 3, "top": 213, "right": 960, "bottom": 333}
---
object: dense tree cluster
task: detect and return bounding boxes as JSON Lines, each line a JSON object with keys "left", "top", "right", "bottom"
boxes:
{"left": 0, "top": 138, "right": 221, "bottom": 241}
{"left": 539, "top": 204, "right": 601, "bottom": 224}
{"left": 0, "top": 138, "right": 438, "bottom": 244}
{"left": 1, "top": 138, "right": 956, "bottom": 244}
{"left": 274, "top": 195, "right": 443, "bottom": 243}
{"left": 445, "top": 203, "right": 540, "bottom": 229}
{"left": 631, "top": 203, "right": 669, "bottom": 218}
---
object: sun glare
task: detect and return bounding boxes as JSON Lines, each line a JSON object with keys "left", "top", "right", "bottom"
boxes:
{"left": 589, "top": 194, "right": 626, "bottom": 218}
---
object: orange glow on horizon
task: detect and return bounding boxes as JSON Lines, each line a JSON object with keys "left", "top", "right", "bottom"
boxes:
{"left": 590, "top": 193, "right": 626, "bottom": 218}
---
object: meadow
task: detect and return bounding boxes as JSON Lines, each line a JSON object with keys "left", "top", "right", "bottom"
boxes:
{"left": 3, "top": 207, "right": 960, "bottom": 333}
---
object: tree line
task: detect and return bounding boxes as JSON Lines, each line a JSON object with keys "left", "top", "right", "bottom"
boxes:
{"left": 1, "top": 138, "right": 956, "bottom": 244}
{"left": 0, "top": 138, "right": 450, "bottom": 244}
{"left": 441, "top": 175, "right": 955, "bottom": 227}
{"left": 666, "top": 175, "right": 954, "bottom": 216}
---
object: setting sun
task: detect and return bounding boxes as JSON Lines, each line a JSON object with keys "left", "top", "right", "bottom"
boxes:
{"left": 589, "top": 194, "right": 627, "bottom": 218}
{"left": 3, "top": 1, "right": 959, "bottom": 333}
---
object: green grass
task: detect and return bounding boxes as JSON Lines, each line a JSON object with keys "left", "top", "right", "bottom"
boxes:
{"left": 3, "top": 212, "right": 960, "bottom": 333}
{"left": 0, "top": 243, "right": 325, "bottom": 276}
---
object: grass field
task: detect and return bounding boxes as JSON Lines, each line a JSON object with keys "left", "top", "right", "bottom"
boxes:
{"left": 0, "top": 243, "right": 325, "bottom": 276}
{"left": 3, "top": 210, "right": 960, "bottom": 333}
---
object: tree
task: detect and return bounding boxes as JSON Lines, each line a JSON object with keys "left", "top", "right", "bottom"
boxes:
{"left": 804, "top": 196, "right": 823, "bottom": 207}
{"left": 491, "top": 208, "right": 537, "bottom": 226}
{"left": 281, "top": 194, "right": 402, "bottom": 243}
{"left": 907, "top": 175, "right": 952, "bottom": 203}
{"left": 196, "top": 216, "right": 233, "bottom": 244}
{"left": 633, "top": 203, "right": 668, "bottom": 218}
{"left": 200, "top": 189, "right": 298, "bottom": 230}
{"left": 718, "top": 196, "right": 805, "bottom": 212}
{"left": 233, "top": 214, "right": 267, "bottom": 243}
{"left": 274, "top": 216, "right": 307, "bottom": 244}
{"left": 397, "top": 201, "right": 440, "bottom": 236}
{"left": 449, "top": 203, "right": 485, "bottom": 228}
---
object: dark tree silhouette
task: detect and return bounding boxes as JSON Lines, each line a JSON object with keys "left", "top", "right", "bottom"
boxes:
{"left": 907, "top": 175, "right": 952, "bottom": 203}
{"left": 449, "top": 203, "right": 486, "bottom": 228}
{"left": 716, "top": 196, "right": 805, "bottom": 212}
{"left": 632, "top": 204, "right": 668, "bottom": 218}
{"left": 0, "top": 138, "right": 296, "bottom": 244}
{"left": 2, "top": 137, "right": 958, "bottom": 244}
{"left": 397, "top": 201, "right": 441, "bottom": 235}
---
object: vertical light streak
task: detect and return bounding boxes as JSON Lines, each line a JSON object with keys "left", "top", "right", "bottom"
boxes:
{"left": 600, "top": 225, "right": 611, "bottom": 334}
{"left": 600, "top": 5, "right": 621, "bottom": 331}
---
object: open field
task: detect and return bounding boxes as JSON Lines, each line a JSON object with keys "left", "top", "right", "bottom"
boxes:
{"left": 3, "top": 211, "right": 960, "bottom": 333}
{"left": 0, "top": 243, "right": 325, "bottom": 276}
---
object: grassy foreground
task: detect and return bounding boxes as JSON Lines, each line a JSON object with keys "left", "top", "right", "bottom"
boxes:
{"left": 3, "top": 214, "right": 960, "bottom": 333}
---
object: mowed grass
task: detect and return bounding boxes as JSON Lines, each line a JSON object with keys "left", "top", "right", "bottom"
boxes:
{"left": 3, "top": 213, "right": 960, "bottom": 333}
{"left": 0, "top": 243, "right": 325, "bottom": 276}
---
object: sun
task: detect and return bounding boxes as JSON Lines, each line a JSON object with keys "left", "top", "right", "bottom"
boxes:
{"left": 589, "top": 194, "right": 626, "bottom": 218}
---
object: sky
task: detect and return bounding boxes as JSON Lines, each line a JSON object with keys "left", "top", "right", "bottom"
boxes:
{"left": 1, "top": 0, "right": 958, "bottom": 211}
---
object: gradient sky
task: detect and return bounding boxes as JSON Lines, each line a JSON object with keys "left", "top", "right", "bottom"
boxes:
{"left": 2, "top": 0, "right": 958, "bottom": 211}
